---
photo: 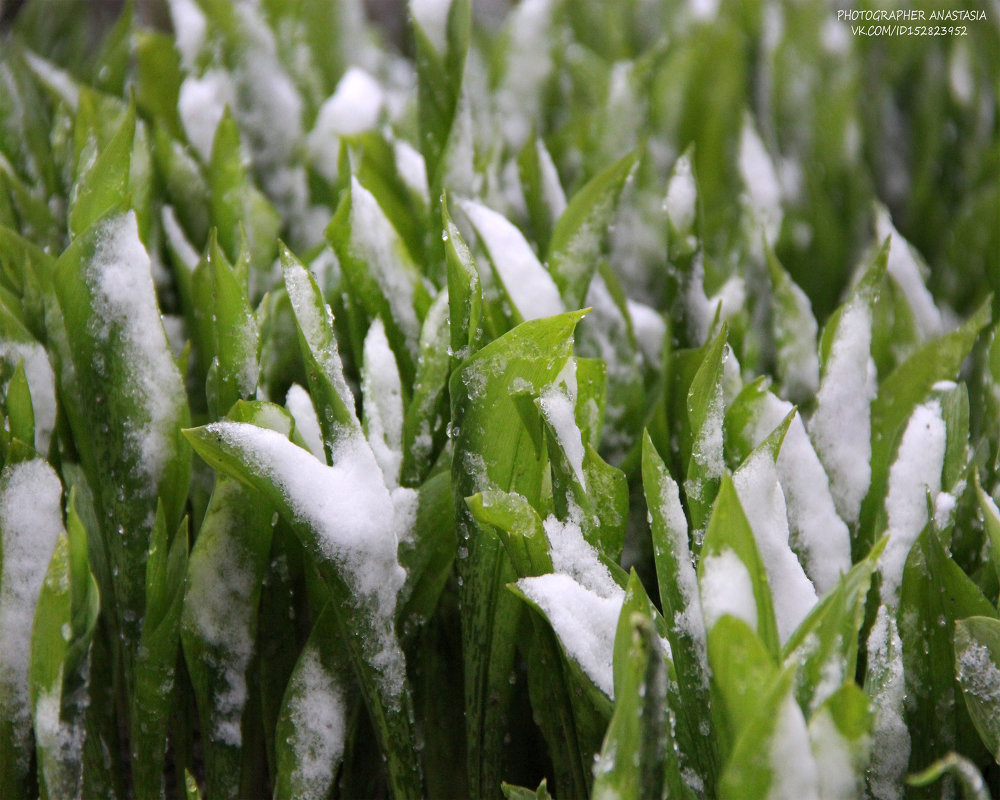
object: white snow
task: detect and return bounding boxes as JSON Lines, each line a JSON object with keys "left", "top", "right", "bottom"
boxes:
{"left": 285, "top": 384, "right": 325, "bottom": 459}
{"left": 664, "top": 152, "right": 697, "bottom": 234}
{"left": 349, "top": 178, "right": 422, "bottom": 357}
{"left": 956, "top": 637, "right": 1000, "bottom": 759}
{"left": 201, "top": 422, "right": 415, "bottom": 698}
{"left": 308, "top": 68, "right": 384, "bottom": 181}
{"left": 875, "top": 207, "right": 942, "bottom": 340}
{"left": 497, "top": 0, "right": 556, "bottom": 149}
{"left": 652, "top": 469, "right": 708, "bottom": 679}
{"left": 809, "top": 296, "right": 877, "bottom": 525}
{"left": 878, "top": 400, "right": 946, "bottom": 606}
{"left": 538, "top": 362, "right": 587, "bottom": 491}
{"left": 809, "top": 705, "right": 865, "bottom": 800}
{"left": 626, "top": 300, "right": 666, "bottom": 367}
{"left": 459, "top": 199, "right": 564, "bottom": 322}
{"left": 747, "top": 393, "right": 851, "bottom": 595}
{"left": 739, "top": 117, "right": 783, "bottom": 241}
{"left": 733, "top": 447, "right": 818, "bottom": 643}
{"left": 542, "top": 513, "right": 621, "bottom": 601}
{"left": 284, "top": 647, "right": 347, "bottom": 795}
{"left": 866, "top": 606, "right": 910, "bottom": 800}
{"left": 411, "top": 0, "right": 452, "bottom": 52}
{"left": 772, "top": 275, "right": 820, "bottom": 403}
{"left": 393, "top": 139, "right": 429, "bottom": 203}
{"left": 699, "top": 548, "right": 758, "bottom": 633}
{"left": 23, "top": 52, "right": 79, "bottom": 111}
{"left": 769, "top": 692, "right": 821, "bottom": 800}
{"left": 168, "top": 0, "right": 207, "bottom": 70}
{"left": 178, "top": 68, "right": 236, "bottom": 162}
{"left": 536, "top": 138, "right": 567, "bottom": 220}
{"left": 0, "top": 341, "right": 57, "bottom": 454}
{"left": 362, "top": 319, "right": 404, "bottom": 489}
{"left": 0, "top": 459, "right": 64, "bottom": 762}
{"left": 160, "top": 205, "right": 200, "bottom": 272}
{"left": 88, "top": 212, "right": 186, "bottom": 490}
{"left": 281, "top": 258, "right": 360, "bottom": 447}
{"left": 517, "top": 573, "right": 622, "bottom": 698}
{"left": 685, "top": 256, "right": 746, "bottom": 346}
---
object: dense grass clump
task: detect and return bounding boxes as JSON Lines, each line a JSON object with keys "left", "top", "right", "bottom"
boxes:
{"left": 0, "top": 1, "right": 998, "bottom": 798}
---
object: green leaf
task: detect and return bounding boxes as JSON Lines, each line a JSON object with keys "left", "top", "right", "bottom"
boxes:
{"left": 502, "top": 779, "right": 553, "bottom": 800}
{"left": 860, "top": 297, "right": 992, "bottom": 548}
{"left": 592, "top": 583, "right": 672, "bottom": 800}
{"left": 401, "top": 289, "right": 451, "bottom": 485}
{"left": 518, "top": 136, "right": 564, "bottom": 256}
{"left": 782, "top": 538, "right": 885, "bottom": 715}
{"left": 684, "top": 325, "right": 728, "bottom": 542}
{"left": 207, "top": 109, "right": 279, "bottom": 269}
{"left": 68, "top": 100, "right": 134, "bottom": 238}
{"left": 954, "top": 616, "right": 1000, "bottom": 763}
{"left": 134, "top": 31, "right": 184, "bottom": 140}
{"left": 182, "top": 421, "right": 423, "bottom": 799}
{"left": 547, "top": 150, "right": 638, "bottom": 309}
{"left": 281, "top": 244, "right": 361, "bottom": 460}
{"left": 412, "top": 0, "right": 471, "bottom": 194}
{"left": 5, "top": 358, "right": 35, "bottom": 449}
{"left": 907, "top": 753, "right": 991, "bottom": 800}
{"left": 131, "top": 505, "right": 187, "bottom": 800}
{"left": 450, "top": 311, "right": 584, "bottom": 800}
{"left": 326, "top": 178, "right": 432, "bottom": 385}
{"left": 28, "top": 496, "right": 99, "bottom": 800}
{"left": 466, "top": 489, "right": 552, "bottom": 578}
{"left": 900, "top": 524, "right": 996, "bottom": 768}
{"left": 444, "top": 198, "right": 484, "bottom": 360}
{"left": 274, "top": 602, "right": 350, "bottom": 800}
{"left": 642, "top": 432, "right": 717, "bottom": 792}
{"left": 54, "top": 209, "right": 190, "bottom": 662}
{"left": 765, "top": 241, "right": 819, "bottom": 404}
{"left": 717, "top": 670, "right": 821, "bottom": 800}
{"left": 976, "top": 475, "right": 1000, "bottom": 588}
{"left": 699, "top": 474, "right": 780, "bottom": 658}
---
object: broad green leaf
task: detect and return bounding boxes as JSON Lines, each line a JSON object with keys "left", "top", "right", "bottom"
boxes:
{"left": 699, "top": 474, "right": 780, "bottom": 657}
{"left": 401, "top": 289, "right": 451, "bottom": 485}
{"left": 807, "top": 684, "right": 874, "bottom": 800}
{"left": 182, "top": 420, "right": 423, "bottom": 799}
{"left": 765, "top": 241, "right": 819, "bottom": 404}
{"left": 450, "top": 311, "right": 584, "bottom": 800}
{"left": 907, "top": 753, "right": 991, "bottom": 800}
{"left": 466, "top": 490, "right": 553, "bottom": 578}
{"left": 900, "top": 524, "right": 996, "bottom": 769}
{"left": 502, "top": 779, "right": 553, "bottom": 800}
{"left": 547, "top": 150, "right": 638, "bottom": 309}
{"left": 54, "top": 209, "right": 190, "bottom": 661}
{"left": 397, "top": 470, "right": 455, "bottom": 627}
{"left": 860, "top": 297, "right": 992, "bottom": 547}
{"left": 206, "top": 234, "right": 260, "bottom": 417}
{"left": 954, "top": 616, "right": 1000, "bottom": 763}
{"left": 684, "top": 325, "right": 727, "bottom": 542}
{"left": 782, "top": 538, "right": 886, "bottom": 715}
{"left": 444, "top": 198, "right": 484, "bottom": 360}
{"left": 91, "top": 0, "right": 133, "bottom": 95}
{"left": 327, "top": 177, "right": 432, "bottom": 385}
{"left": 68, "top": 99, "right": 134, "bottom": 237}
{"left": 134, "top": 31, "right": 184, "bottom": 140}
{"left": 131, "top": 505, "right": 187, "bottom": 800}
{"left": 281, "top": 245, "right": 361, "bottom": 459}
{"left": 717, "top": 670, "right": 821, "bottom": 800}
{"left": 642, "top": 432, "right": 717, "bottom": 792}
{"left": 5, "top": 359, "right": 35, "bottom": 449}
{"left": 976, "top": 475, "right": 1000, "bottom": 588}
{"left": 274, "top": 602, "right": 350, "bottom": 800}
{"left": 181, "top": 474, "right": 274, "bottom": 800}
{"left": 207, "top": 109, "right": 280, "bottom": 270}
{"left": 518, "top": 136, "right": 565, "bottom": 256}
{"left": 153, "top": 125, "right": 210, "bottom": 247}
{"left": 412, "top": 0, "right": 471, "bottom": 194}
{"left": 707, "top": 615, "right": 777, "bottom": 760}
{"left": 593, "top": 583, "right": 673, "bottom": 800}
